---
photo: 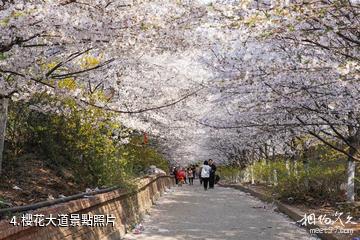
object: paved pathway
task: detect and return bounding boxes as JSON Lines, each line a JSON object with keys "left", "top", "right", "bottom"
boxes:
{"left": 124, "top": 180, "right": 318, "bottom": 240}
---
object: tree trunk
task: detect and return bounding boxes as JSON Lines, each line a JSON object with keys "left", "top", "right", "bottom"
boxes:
{"left": 346, "top": 113, "right": 358, "bottom": 202}
{"left": 302, "top": 144, "right": 310, "bottom": 190}
{"left": 293, "top": 161, "right": 298, "bottom": 178}
{"left": 251, "top": 165, "right": 255, "bottom": 184}
{"left": 243, "top": 167, "right": 249, "bottom": 183}
{"left": 303, "top": 160, "right": 309, "bottom": 190}
{"left": 347, "top": 159, "right": 356, "bottom": 202}
{"left": 268, "top": 164, "right": 272, "bottom": 185}
{"left": 273, "top": 169, "right": 278, "bottom": 186}
{"left": 285, "top": 159, "right": 290, "bottom": 174}
{"left": 0, "top": 98, "right": 9, "bottom": 174}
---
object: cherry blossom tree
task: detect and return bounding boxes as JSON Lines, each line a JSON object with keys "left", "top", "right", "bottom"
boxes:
{"left": 197, "top": 0, "right": 360, "bottom": 201}
{"left": 1, "top": 0, "right": 358, "bottom": 202}
{"left": 0, "top": 0, "right": 209, "bottom": 172}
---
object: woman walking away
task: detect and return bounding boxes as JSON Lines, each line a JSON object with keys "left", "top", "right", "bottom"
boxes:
{"left": 201, "top": 161, "right": 211, "bottom": 190}
{"left": 187, "top": 168, "right": 194, "bottom": 185}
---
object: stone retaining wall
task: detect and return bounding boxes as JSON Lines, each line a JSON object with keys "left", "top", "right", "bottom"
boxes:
{"left": 0, "top": 175, "right": 174, "bottom": 240}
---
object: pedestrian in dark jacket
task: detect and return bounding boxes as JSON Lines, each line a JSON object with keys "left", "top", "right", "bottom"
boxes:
{"left": 198, "top": 165, "right": 203, "bottom": 184}
{"left": 209, "top": 159, "right": 217, "bottom": 189}
{"left": 173, "top": 167, "right": 179, "bottom": 185}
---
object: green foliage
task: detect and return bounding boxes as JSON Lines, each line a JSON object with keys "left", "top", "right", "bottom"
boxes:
{"left": 4, "top": 96, "right": 169, "bottom": 188}
{"left": 121, "top": 136, "right": 169, "bottom": 176}
{"left": 251, "top": 153, "right": 348, "bottom": 203}
{"left": 219, "top": 144, "right": 356, "bottom": 204}
{"left": 217, "top": 165, "right": 243, "bottom": 182}
{"left": 279, "top": 161, "right": 344, "bottom": 203}
{"left": 0, "top": 53, "right": 6, "bottom": 61}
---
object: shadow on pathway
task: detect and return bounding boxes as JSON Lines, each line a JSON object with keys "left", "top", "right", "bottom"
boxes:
{"left": 123, "top": 180, "right": 319, "bottom": 240}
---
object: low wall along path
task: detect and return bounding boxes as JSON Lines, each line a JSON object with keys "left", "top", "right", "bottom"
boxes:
{"left": 0, "top": 175, "right": 175, "bottom": 240}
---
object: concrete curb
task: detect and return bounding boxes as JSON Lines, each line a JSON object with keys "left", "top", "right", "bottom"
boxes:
{"left": 219, "top": 183, "right": 341, "bottom": 240}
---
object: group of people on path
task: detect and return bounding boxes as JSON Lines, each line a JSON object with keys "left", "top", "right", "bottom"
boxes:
{"left": 172, "top": 159, "right": 218, "bottom": 191}
{"left": 173, "top": 165, "right": 196, "bottom": 185}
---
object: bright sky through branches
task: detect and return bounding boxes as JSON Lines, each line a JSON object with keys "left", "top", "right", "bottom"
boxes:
{"left": 1, "top": 0, "right": 360, "bottom": 168}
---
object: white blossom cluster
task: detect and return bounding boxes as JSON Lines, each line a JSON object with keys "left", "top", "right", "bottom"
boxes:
{"left": 1, "top": 0, "right": 360, "bottom": 167}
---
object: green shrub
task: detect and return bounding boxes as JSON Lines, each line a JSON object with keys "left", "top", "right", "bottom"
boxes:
{"left": 251, "top": 157, "right": 347, "bottom": 204}
{"left": 217, "top": 166, "right": 243, "bottom": 182}
{"left": 4, "top": 96, "right": 169, "bottom": 188}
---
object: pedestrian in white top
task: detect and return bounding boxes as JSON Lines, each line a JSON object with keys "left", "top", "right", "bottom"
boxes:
{"left": 201, "top": 160, "right": 212, "bottom": 190}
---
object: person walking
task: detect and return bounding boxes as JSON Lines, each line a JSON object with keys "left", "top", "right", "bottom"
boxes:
{"left": 198, "top": 165, "right": 203, "bottom": 184}
{"left": 187, "top": 168, "right": 194, "bottom": 185}
{"left": 173, "top": 167, "right": 179, "bottom": 185}
{"left": 176, "top": 167, "right": 186, "bottom": 186}
{"left": 209, "top": 159, "right": 217, "bottom": 189}
{"left": 201, "top": 160, "right": 211, "bottom": 190}
{"left": 192, "top": 165, "right": 196, "bottom": 179}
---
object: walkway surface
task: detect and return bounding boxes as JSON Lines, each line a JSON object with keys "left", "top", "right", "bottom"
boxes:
{"left": 124, "top": 181, "right": 319, "bottom": 240}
